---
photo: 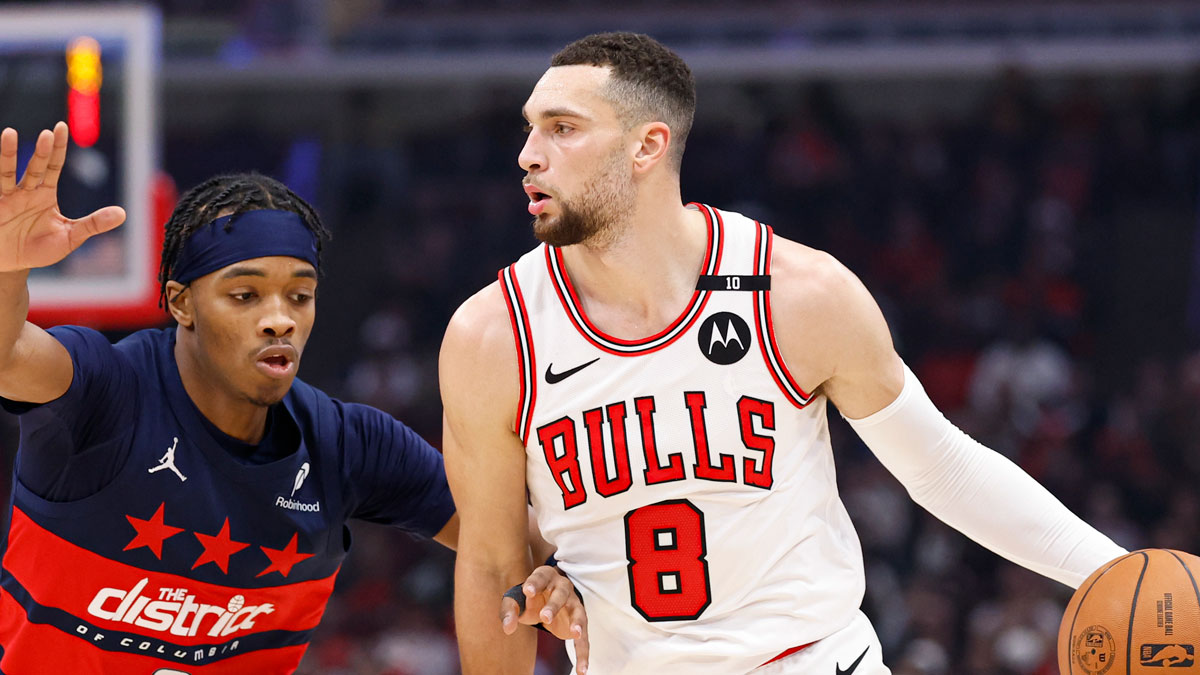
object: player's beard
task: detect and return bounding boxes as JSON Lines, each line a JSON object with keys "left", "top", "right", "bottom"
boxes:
{"left": 532, "top": 145, "right": 635, "bottom": 248}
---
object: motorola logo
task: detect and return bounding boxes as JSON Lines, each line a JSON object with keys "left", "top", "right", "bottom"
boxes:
{"left": 697, "top": 312, "right": 751, "bottom": 365}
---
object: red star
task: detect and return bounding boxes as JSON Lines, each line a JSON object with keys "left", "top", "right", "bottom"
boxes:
{"left": 256, "top": 532, "right": 315, "bottom": 578}
{"left": 192, "top": 518, "right": 250, "bottom": 574}
{"left": 124, "top": 503, "right": 185, "bottom": 559}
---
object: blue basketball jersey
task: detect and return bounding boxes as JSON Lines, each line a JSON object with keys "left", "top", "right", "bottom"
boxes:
{"left": 0, "top": 327, "right": 454, "bottom": 674}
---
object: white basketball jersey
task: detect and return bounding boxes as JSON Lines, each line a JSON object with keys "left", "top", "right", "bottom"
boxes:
{"left": 499, "top": 205, "right": 865, "bottom": 675}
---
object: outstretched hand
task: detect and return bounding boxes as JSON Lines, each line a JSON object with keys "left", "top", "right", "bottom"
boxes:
{"left": 0, "top": 122, "right": 125, "bottom": 272}
{"left": 500, "top": 565, "right": 590, "bottom": 674}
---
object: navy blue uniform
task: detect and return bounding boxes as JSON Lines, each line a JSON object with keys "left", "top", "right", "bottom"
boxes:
{"left": 0, "top": 327, "right": 454, "bottom": 674}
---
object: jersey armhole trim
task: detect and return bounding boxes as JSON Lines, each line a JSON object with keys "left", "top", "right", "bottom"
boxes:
{"left": 753, "top": 223, "right": 816, "bottom": 409}
{"left": 499, "top": 266, "right": 537, "bottom": 444}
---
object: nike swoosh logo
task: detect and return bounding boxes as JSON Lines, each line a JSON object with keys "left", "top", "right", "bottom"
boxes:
{"left": 836, "top": 646, "right": 869, "bottom": 675}
{"left": 544, "top": 358, "right": 599, "bottom": 384}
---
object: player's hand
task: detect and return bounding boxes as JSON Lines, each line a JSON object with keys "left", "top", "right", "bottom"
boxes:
{"left": 500, "top": 564, "right": 589, "bottom": 674}
{"left": 0, "top": 122, "right": 125, "bottom": 272}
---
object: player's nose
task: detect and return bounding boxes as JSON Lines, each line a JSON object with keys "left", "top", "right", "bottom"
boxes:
{"left": 518, "top": 131, "right": 545, "bottom": 173}
{"left": 258, "top": 296, "right": 296, "bottom": 338}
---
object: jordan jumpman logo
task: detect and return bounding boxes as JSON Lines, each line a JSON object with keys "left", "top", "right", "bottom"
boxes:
{"left": 148, "top": 437, "right": 187, "bottom": 482}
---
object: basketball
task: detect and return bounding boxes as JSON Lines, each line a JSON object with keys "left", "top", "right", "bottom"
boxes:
{"left": 1059, "top": 549, "right": 1200, "bottom": 674}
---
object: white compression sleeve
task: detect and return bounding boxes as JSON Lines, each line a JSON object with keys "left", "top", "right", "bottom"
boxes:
{"left": 845, "top": 364, "right": 1126, "bottom": 588}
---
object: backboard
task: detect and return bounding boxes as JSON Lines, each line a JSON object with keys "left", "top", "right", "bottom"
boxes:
{"left": 0, "top": 4, "right": 164, "bottom": 329}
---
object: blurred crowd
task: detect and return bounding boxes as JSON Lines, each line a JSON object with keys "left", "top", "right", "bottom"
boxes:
{"left": 5, "top": 51, "right": 1200, "bottom": 674}
{"left": 150, "top": 0, "right": 1196, "bottom": 66}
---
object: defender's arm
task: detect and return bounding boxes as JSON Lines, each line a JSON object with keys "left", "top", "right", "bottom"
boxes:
{"left": 0, "top": 124, "right": 124, "bottom": 403}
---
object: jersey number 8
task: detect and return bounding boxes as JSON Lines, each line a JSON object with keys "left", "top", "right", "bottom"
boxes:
{"left": 624, "top": 499, "right": 712, "bottom": 621}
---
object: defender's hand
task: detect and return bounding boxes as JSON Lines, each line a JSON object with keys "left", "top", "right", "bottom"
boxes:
{"left": 500, "top": 565, "right": 590, "bottom": 674}
{"left": 0, "top": 123, "right": 125, "bottom": 272}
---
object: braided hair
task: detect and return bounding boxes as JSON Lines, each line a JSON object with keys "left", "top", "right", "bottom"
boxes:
{"left": 158, "top": 172, "right": 331, "bottom": 307}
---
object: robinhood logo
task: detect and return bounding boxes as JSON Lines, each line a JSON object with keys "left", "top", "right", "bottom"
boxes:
{"left": 275, "top": 496, "right": 320, "bottom": 512}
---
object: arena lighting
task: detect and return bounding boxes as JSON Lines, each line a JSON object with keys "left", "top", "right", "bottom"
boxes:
{"left": 66, "top": 36, "right": 102, "bottom": 148}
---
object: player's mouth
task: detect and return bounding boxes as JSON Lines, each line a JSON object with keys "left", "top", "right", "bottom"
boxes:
{"left": 524, "top": 183, "right": 553, "bottom": 216}
{"left": 255, "top": 344, "right": 298, "bottom": 379}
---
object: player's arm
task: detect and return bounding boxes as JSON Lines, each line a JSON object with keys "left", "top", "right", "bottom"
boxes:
{"left": 439, "top": 507, "right": 587, "bottom": 650}
{"left": 440, "top": 282, "right": 541, "bottom": 675}
{"left": 769, "top": 237, "right": 1126, "bottom": 587}
{"left": 0, "top": 123, "right": 124, "bottom": 403}
{"left": 429, "top": 507, "right": 551, "bottom": 559}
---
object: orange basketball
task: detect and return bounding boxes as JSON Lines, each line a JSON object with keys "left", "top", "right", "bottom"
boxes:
{"left": 1059, "top": 549, "right": 1200, "bottom": 674}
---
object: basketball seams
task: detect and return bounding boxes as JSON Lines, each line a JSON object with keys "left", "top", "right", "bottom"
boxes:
{"left": 1126, "top": 551, "right": 1149, "bottom": 674}
{"left": 1065, "top": 551, "right": 1136, "bottom": 675}
{"left": 1165, "top": 549, "right": 1200, "bottom": 670}
{"left": 1164, "top": 549, "right": 1200, "bottom": 619}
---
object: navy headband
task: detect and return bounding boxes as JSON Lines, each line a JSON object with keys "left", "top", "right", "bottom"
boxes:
{"left": 171, "top": 209, "right": 319, "bottom": 285}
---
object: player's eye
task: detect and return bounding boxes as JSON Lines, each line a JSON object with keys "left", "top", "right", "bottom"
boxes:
{"left": 291, "top": 292, "right": 313, "bottom": 304}
{"left": 554, "top": 123, "right": 572, "bottom": 135}
{"left": 522, "top": 123, "right": 533, "bottom": 133}
{"left": 231, "top": 292, "right": 255, "bottom": 302}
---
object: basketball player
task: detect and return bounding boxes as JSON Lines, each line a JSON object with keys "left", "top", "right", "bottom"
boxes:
{"left": 441, "top": 33, "right": 1128, "bottom": 674}
{"left": 0, "top": 123, "right": 586, "bottom": 673}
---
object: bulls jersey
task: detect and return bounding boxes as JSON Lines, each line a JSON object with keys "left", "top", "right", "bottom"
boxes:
{"left": 0, "top": 327, "right": 454, "bottom": 674}
{"left": 500, "top": 205, "right": 865, "bottom": 674}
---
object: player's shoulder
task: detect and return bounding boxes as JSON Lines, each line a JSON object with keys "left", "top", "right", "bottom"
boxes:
{"left": 768, "top": 234, "right": 865, "bottom": 313}
{"left": 763, "top": 232, "right": 893, "bottom": 391}
{"left": 439, "top": 280, "right": 521, "bottom": 415}
{"left": 52, "top": 324, "right": 163, "bottom": 371}
{"left": 440, "top": 281, "right": 517, "bottom": 379}
{"left": 112, "top": 327, "right": 171, "bottom": 354}
{"left": 279, "top": 379, "right": 410, "bottom": 461}
{"left": 442, "top": 280, "right": 516, "bottom": 356}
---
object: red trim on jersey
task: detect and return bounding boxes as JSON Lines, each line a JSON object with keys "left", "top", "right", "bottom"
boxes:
{"left": 543, "top": 203, "right": 722, "bottom": 356}
{"left": 499, "top": 267, "right": 526, "bottom": 437}
{"left": 2, "top": 507, "right": 336, "bottom": 654}
{"left": 705, "top": 203, "right": 724, "bottom": 278}
{"left": 499, "top": 266, "right": 538, "bottom": 444}
{"left": 753, "top": 224, "right": 815, "bottom": 408}
{"left": 759, "top": 641, "right": 814, "bottom": 668}
{"left": 753, "top": 221, "right": 763, "bottom": 274}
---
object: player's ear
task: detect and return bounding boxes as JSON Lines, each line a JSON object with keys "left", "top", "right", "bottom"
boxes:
{"left": 632, "top": 121, "right": 670, "bottom": 174}
{"left": 165, "top": 281, "right": 194, "bottom": 328}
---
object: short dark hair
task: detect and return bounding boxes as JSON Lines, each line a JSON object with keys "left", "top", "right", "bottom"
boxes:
{"left": 158, "top": 172, "right": 331, "bottom": 307}
{"left": 551, "top": 32, "right": 695, "bottom": 171}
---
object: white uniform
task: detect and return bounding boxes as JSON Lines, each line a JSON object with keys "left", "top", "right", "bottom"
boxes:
{"left": 500, "top": 205, "right": 870, "bottom": 674}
